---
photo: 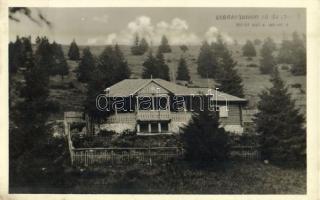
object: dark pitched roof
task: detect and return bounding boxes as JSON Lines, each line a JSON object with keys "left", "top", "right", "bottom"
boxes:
{"left": 106, "top": 79, "right": 247, "bottom": 102}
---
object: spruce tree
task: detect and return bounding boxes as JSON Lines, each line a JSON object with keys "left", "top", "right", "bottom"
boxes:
{"left": 142, "top": 51, "right": 158, "bottom": 79}
{"left": 176, "top": 57, "right": 190, "bottom": 81}
{"left": 10, "top": 36, "right": 24, "bottom": 73}
{"left": 113, "top": 44, "right": 131, "bottom": 82}
{"left": 11, "top": 37, "right": 54, "bottom": 184}
{"left": 97, "top": 46, "right": 115, "bottom": 87}
{"left": 217, "top": 49, "right": 244, "bottom": 98}
{"left": 181, "top": 110, "right": 230, "bottom": 163}
{"left": 77, "top": 47, "right": 95, "bottom": 82}
{"left": 131, "top": 34, "right": 143, "bottom": 55}
{"left": 158, "top": 35, "right": 172, "bottom": 53}
{"left": 51, "top": 42, "right": 69, "bottom": 79}
{"left": 254, "top": 68, "right": 306, "bottom": 164}
{"left": 290, "top": 32, "right": 306, "bottom": 75}
{"left": 260, "top": 38, "right": 276, "bottom": 74}
{"left": 139, "top": 38, "right": 149, "bottom": 54}
{"left": 242, "top": 40, "right": 256, "bottom": 57}
{"left": 156, "top": 50, "right": 170, "bottom": 81}
{"left": 68, "top": 39, "right": 80, "bottom": 60}
{"left": 197, "top": 41, "right": 218, "bottom": 78}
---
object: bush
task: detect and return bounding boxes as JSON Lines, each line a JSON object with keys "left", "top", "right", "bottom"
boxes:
{"left": 281, "top": 65, "right": 290, "bottom": 70}
{"left": 246, "top": 63, "right": 258, "bottom": 68}
{"left": 181, "top": 111, "right": 230, "bottom": 164}
{"left": 291, "top": 83, "right": 302, "bottom": 88}
{"left": 246, "top": 57, "right": 253, "bottom": 61}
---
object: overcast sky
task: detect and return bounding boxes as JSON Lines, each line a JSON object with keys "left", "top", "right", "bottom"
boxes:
{"left": 9, "top": 7, "right": 306, "bottom": 45}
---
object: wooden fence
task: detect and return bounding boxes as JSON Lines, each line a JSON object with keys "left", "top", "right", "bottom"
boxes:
{"left": 71, "top": 147, "right": 183, "bottom": 166}
{"left": 230, "top": 146, "right": 261, "bottom": 160}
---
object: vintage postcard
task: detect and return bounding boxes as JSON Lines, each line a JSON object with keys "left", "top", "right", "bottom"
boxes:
{"left": 0, "top": 0, "right": 319, "bottom": 200}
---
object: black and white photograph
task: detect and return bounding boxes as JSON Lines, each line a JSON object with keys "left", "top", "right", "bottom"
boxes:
{"left": 3, "top": 4, "right": 315, "bottom": 196}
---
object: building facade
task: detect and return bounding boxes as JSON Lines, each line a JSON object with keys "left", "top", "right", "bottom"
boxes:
{"left": 99, "top": 79, "right": 247, "bottom": 135}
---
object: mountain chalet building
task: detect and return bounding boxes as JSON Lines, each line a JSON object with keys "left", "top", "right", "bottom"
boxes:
{"left": 97, "top": 78, "right": 247, "bottom": 135}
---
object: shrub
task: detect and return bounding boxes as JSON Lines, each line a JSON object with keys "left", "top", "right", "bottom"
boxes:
{"left": 246, "top": 63, "right": 258, "bottom": 68}
{"left": 291, "top": 83, "right": 302, "bottom": 88}
{"left": 181, "top": 110, "right": 230, "bottom": 164}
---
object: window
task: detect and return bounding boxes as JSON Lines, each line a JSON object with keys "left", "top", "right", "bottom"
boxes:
{"left": 219, "top": 106, "right": 228, "bottom": 117}
{"left": 140, "top": 122, "right": 148, "bottom": 132}
{"left": 161, "top": 122, "right": 169, "bottom": 132}
{"left": 151, "top": 122, "right": 158, "bottom": 133}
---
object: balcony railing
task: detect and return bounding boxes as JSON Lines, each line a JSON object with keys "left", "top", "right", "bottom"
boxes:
{"left": 107, "top": 111, "right": 192, "bottom": 123}
{"left": 137, "top": 110, "right": 171, "bottom": 121}
{"left": 107, "top": 113, "right": 136, "bottom": 124}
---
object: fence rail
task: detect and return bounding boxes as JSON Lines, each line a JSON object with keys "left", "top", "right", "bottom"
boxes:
{"left": 71, "top": 146, "right": 183, "bottom": 166}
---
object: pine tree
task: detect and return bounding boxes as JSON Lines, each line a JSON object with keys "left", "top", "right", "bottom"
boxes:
{"left": 260, "top": 38, "right": 276, "bottom": 74}
{"left": 84, "top": 46, "right": 116, "bottom": 128}
{"left": 197, "top": 41, "right": 218, "bottom": 78}
{"left": 113, "top": 44, "right": 131, "bottom": 82}
{"left": 181, "top": 110, "right": 230, "bottom": 163}
{"left": 156, "top": 50, "right": 170, "bottom": 81}
{"left": 131, "top": 34, "right": 140, "bottom": 55}
{"left": 217, "top": 49, "right": 244, "bottom": 98}
{"left": 10, "top": 36, "right": 24, "bottom": 73}
{"left": 277, "top": 40, "right": 293, "bottom": 64}
{"left": 142, "top": 51, "right": 158, "bottom": 79}
{"left": 242, "top": 40, "right": 256, "bottom": 57}
{"left": 290, "top": 32, "right": 306, "bottom": 75}
{"left": 139, "top": 38, "right": 149, "bottom": 54}
{"left": 34, "top": 37, "right": 55, "bottom": 73}
{"left": 77, "top": 47, "right": 96, "bottom": 82}
{"left": 158, "top": 35, "right": 172, "bottom": 53}
{"left": 11, "top": 37, "right": 54, "bottom": 184}
{"left": 254, "top": 68, "right": 306, "bottom": 164}
{"left": 51, "top": 42, "right": 69, "bottom": 79}
{"left": 97, "top": 46, "right": 115, "bottom": 87}
{"left": 68, "top": 39, "right": 80, "bottom": 60}
{"left": 176, "top": 57, "right": 190, "bottom": 81}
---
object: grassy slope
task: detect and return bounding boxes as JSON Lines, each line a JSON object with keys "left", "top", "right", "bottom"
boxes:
{"left": 61, "top": 161, "right": 305, "bottom": 194}
{"left": 54, "top": 44, "right": 305, "bottom": 118}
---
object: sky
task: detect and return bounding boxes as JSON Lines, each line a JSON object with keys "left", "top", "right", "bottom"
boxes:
{"left": 9, "top": 7, "right": 306, "bottom": 45}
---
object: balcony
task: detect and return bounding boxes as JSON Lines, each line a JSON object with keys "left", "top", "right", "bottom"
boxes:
{"left": 136, "top": 110, "right": 171, "bottom": 121}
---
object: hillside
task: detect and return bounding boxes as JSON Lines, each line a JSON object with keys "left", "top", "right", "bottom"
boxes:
{"left": 55, "top": 44, "right": 305, "bottom": 118}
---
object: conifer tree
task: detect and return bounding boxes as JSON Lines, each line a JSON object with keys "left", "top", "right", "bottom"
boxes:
{"left": 155, "top": 50, "right": 170, "bottom": 81}
{"left": 217, "top": 49, "right": 244, "bottom": 98}
{"left": 10, "top": 36, "right": 24, "bottom": 73}
{"left": 131, "top": 34, "right": 141, "bottom": 55}
{"left": 181, "top": 110, "right": 230, "bottom": 163}
{"left": 97, "top": 46, "right": 115, "bottom": 87}
{"left": 139, "top": 38, "right": 149, "bottom": 54}
{"left": 77, "top": 47, "right": 95, "bottom": 82}
{"left": 142, "top": 51, "right": 158, "bottom": 79}
{"left": 158, "top": 35, "right": 172, "bottom": 53}
{"left": 11, "top": 37, "right": 55, "bottom": 184}
{"left": 254, "top": 68, "right": 306, "bottom": 164}
{"left": 176, "top": 57, "right": 190, "bottom": 81}
{"left": 290, "top": 32, "right": 306, "bottom": 75}
{"left": 242, "top": 40, "right": 256, "bottom": 57}
{"left": 113, "top": 44, "right": 131, "bottom": 82}
{"left": 68, "top": 39, "right": 80, "bottom": 60}
{"left": 197, "top": 41, "right": 218, "bottom": 78}
{"left": 260, "top": 38, "right": 276, "bottom": 74}
{"left": 51, "top": 42, "right": 69, "bottom": 79}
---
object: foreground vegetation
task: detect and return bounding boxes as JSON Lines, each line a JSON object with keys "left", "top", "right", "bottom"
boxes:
{"left": 10, "top": 160, "right": 306, "bottom": 194}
